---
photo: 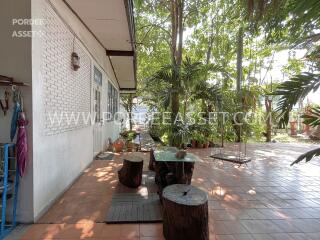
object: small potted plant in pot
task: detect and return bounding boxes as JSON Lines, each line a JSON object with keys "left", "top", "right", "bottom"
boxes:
{"left": 172, "top": 123, "right": 191, "bottom": 149}
{"left": 189, "top": 124, "right": 200, "bottom": 148}
{"left": 190, "top": 132, "right": 197, "bottom": 148}
{"left": 204, "top": 139, "right": 210, "bottom": 148}
{"left": 126, "top": 141, "right": 135, "bottom": 152}
{"left": 196, "top": 134, "right": 205, "bottom": 148}
{"left": 200, "top": 124, "right": 212, "bottom": 148}
{"left": 113, "top": 139, "right": 124, "bottom": 152}
{"left": 120, "top": 130, "right": 138, "bottom": 152}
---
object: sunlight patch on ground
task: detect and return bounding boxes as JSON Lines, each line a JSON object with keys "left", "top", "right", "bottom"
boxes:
{"left": 247, "top": 189, "right": 256, "bottom": 195}
{"left": 224, "top": 194, "right": 240, "bottom": 202}
{"left": 137, "top": 187, "right": 149, "bottom": 198}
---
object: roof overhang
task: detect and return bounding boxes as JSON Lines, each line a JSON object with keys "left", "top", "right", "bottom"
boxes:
{"left": 63, "top": 0, "right": 137, "bottom": 92}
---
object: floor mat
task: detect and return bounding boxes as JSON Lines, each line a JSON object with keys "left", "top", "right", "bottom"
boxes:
{"left": 95, "top": 152, "right": 114, "bottom": 160}
{"left": 106, "top": 171, "right": 163, "bottom": 223}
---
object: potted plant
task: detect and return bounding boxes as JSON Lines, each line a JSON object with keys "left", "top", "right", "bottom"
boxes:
{"left": 126, "top": 142, "right": 136, "bottom": 152}
{"left": 196, "top": 134, "right": 205, "bottom": 148}
{"left": 172, "top": 123, "right": 191, "bottom": 149}
{"left": 190, "top": 132, "right": 197, "bottom": 148}
{"left": 120, "top": 130, "right": 138, "bottom": 152}
{"left": 204, "top": 139, "right": 210, "bottom": 148}
{"left": 113, "top": 139, "right": 124, "bottom": 152}
{"left": 189, "top": 124, "right": 201, "bottom": 148}
{"left": 290, "top": 121, "right": 297, "bottom": 136}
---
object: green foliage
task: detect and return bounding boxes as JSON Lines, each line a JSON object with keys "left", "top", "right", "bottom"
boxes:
{"left": 135, "top": 0, "right": 320, "bottom": 154}
{"left": 120, "top": 130, "right": 138, "bottom": 141}
{"left": 172, "top": 122, "right": 192, "bottom": 146}
{"left": 301, "top": 106, "right": 320, "bottom": 127}
{"left": 291, "top": 147, "right": 320, "bottom": 166}
{"left": 281, "top": 58, "right": 304, "bottom": 77}
{"left": 245, "top": 0, "right": 320, "bottom": 44}
{"left": 273, "top": 73, "right": 320, "bottom": 127}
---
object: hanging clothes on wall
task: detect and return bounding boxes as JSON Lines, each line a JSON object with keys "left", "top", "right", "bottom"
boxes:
{"left": 17, "top": 110, "right": 28, "bottom": 177}
{"left": 10, "top": 89, "right": 22, "bottom": 142}
{"left": 11, "top": 90, "right": 29, "bottom": 177}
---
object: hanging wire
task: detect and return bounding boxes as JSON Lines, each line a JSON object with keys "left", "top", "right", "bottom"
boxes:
{"left": 72, "top": 35, "right": 75, "bottom": 52}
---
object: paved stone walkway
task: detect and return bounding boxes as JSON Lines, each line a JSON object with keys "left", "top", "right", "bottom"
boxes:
{"left": 13, "top": 143, "right": 320, "bottom": 239}
{"left": 136, "top": 129, "right": 157, "bottom": 152}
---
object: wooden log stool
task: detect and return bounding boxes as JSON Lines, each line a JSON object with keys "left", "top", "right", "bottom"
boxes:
{"left": 118, "top": 155, "right": 143, "bottom": 188}
{"left": 155, "top": 161, "right": 195, "bottom": 200}
{"left": 162, "top": 184, "right": 208, "bottom": 240}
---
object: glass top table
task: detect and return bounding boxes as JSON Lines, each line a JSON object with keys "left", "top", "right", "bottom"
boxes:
{"left": 153, "top": 147, "right": 199, "bottom": 163}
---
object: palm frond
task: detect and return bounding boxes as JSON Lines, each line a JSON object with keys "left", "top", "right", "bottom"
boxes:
{"left": 181, "top": 58, "right": 202, "bottom": 89}
{"left": 291, "top": 147, "right": 320, "bottom": 166}
{"left": 301, "top": 106, "right": 320, "bottom": 127}
{"left": 205, "top": 63, "right": 225, "bottom": 73}
{"left": 290, "top": 0, "right": 320, "bottom": 24}
{"left": 147, "top": 64, "right": 178, "bottom": 87}
{"left": 273, "top": 72, "right": 320, "bottom": 127}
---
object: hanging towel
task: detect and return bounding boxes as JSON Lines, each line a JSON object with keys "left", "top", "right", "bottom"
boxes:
{"left": 10, "top": 102, "right": 21, "bottom": 142}
{"left": 16, "top": 112, "right": 28, "bottom": 177}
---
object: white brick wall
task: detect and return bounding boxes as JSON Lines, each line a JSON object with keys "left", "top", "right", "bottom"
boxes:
{"left": 41, "top": 3, "right": 91, "bottom": 135}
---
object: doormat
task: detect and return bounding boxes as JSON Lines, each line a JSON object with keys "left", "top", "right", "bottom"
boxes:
{"left": 106, "top": 171, "right": 163, "bottom": 223}
{"left": 95, "top": 152, "right": 114, "bottom": 161}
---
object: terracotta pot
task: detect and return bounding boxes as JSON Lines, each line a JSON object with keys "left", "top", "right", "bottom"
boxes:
{"left": 197, "top": 142, "right": 204, "bottom": 148}
{"left": 304, "top": 124, "right": 311, "bottom": 135}
{"left": 113, "top": 141, "right": 124, "bottom": 152}
{"left": 290, "top": 121, "right": 297, "bottom": 136}
{"left": 191, "top": 140, "right": 197, "bottom": 148}
{"left": 126, "top": 142, "right": 135, "bottom": 152}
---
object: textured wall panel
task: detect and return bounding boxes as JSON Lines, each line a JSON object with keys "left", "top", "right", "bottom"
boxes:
{"left": 41, "top": 4, "right": 91, "bottom": 135}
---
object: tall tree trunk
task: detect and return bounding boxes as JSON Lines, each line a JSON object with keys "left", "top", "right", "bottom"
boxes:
{"left": 170, "top": 0, "right": 184, "bottom": 146}
{"left": 170, "top": 0, "right": 177, "bottom": 66}
{"left": 201, "top": 16, "right": 215, "bottom": 124}
{"left": 235, "top": 26, "right": 244, "bottom": 142}
{"left": 206, "top": 17, "right": 215, "bottom": 65}
{"left": 176, "top": 0, "right": 183, "bottom": 67}
{"left": 236, "top": 26, "right": 243, "bottom": 94}
{"left": 265, "top": 96, "right": 272, "bottom": 142}
{"left": 183, "top": 95, "right": 188, "bottom": 121}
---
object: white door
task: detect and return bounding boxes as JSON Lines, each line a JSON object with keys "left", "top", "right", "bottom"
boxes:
{"left": 93, "top": 66, "right": 103, "bottom": 156}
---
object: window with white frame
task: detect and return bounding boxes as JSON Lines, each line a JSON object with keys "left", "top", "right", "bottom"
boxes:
{"left": 108, "top": 81, "right": 118, "bottom": 121}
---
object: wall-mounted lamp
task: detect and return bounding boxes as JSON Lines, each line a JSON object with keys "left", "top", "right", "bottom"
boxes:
{"left": 71, "top": 35, "right": 80, "bottom": 71}
{"left": 71, "top": 52, "right": 80, "bottom": 71}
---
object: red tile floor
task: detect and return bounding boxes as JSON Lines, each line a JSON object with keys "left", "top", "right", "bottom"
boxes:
{"left": 18, "top": 143, "right": 320, "bottom": 239}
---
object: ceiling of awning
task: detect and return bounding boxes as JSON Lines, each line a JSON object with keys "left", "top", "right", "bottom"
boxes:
{"left": 64, "top": 0, "right": 136, "bottom": 91}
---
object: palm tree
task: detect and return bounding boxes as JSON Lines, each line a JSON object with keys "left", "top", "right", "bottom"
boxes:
{"left": 147, "top": 57, "right": 223, "bottom": 146}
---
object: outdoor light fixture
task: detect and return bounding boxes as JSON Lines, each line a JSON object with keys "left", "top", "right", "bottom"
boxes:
{"left": 71, "top": 52, "right": 80, "bottom": 71}
{"left": 71, "top": 35, "right": 80, "bottom": 71}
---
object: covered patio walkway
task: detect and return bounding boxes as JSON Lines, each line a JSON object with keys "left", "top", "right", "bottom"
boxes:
{"left": 17, "top": 143, "right": 320, "bottom": 240}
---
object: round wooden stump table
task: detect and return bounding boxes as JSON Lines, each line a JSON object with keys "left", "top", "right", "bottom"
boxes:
{"left": 162, "top": 184, "right": 209, "bottom": 240}
{"left": 118, "top": 155, "right": 143, "bottom": 188}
